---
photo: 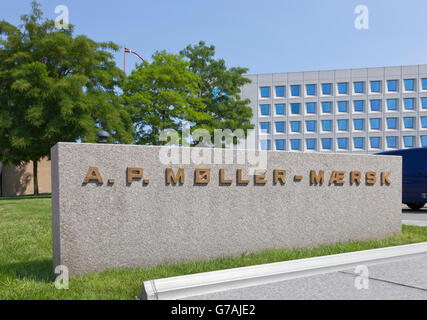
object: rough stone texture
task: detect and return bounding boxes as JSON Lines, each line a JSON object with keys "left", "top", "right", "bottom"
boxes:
{"left": 51, "top": 143, "right": 402, "bottom": 276}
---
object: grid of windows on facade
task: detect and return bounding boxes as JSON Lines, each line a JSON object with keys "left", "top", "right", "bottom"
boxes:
{"left": 260, "top": 97, "right": 427, "bottom": 115}
{"left": 258, "top": 76, "right": 427, "bottom": 152}
{"left": 261, "top": 136, "right": 427, "bottom": 151}
{"left": 260, "top": 78, "right": 427, "bottom": 98}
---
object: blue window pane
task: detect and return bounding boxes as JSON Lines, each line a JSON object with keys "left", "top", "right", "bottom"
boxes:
{"left": 404, "top": 136, "right": 414, "bottom": 148}
{"left": 387, "top": 99, "right": 397, "bottom": 111}
{"left": 275, "top": 139, "right": 285, "bottom": 150}
{"left": 306, "top": 102, "right": 316, "bottom": 114}
{"left": 422, "top": 97, "right": 427, "bottom": 109}
{"left": 322, "top": 83, "right": 332, "bottom": 95}
{"left": 306, "top": 139, "right": 316, "bottom": 150}
{"left": 422, "top": 79, "right": 427, "bottom": 90}
{"left": 422, "top": 117, "right": 427, "bottom": 128}
{"left": 306, "top": 120, "right": 316, "bottom": 132}
{"left": 261, "top": 87, "right": 270, "bottom": 98}
{"left": 371, "top": 81, "right": 381, "bottom": 93}
{"left": 370, "top": 118, "right": 380, "bottom": 130}
{"left": 404, "top": 117, "right": 414, "bottom": 129}
{"left": 291, "top": 103, "right": 300, "bottom": 114}
{"left": 291, "top": 139, "right": 301, "bottom": 151}
{"left": 321, "top": 138, "right": 332, "bottom": 150}
{"left": 291, "top": 85, "right": 301, "bottom": 96}
{"left": 387, "top": 137, "right": 397, "bottom": 148}
{"left": 276, "top": 86, "right": 285, "bottom": 97}
{"left": 338, "top": 101, "right": 348, "bottom": 113}
{"left": 354, "top": 119, "right": 364, "bottom": 131}
{"left": 404, "top": 79, "right": 415, "bottom": 91}
{"left": 322, "top": 120, "right": 332, "bottom": 131}
{"left": 404, "top": 98, "right": 415, "bottom": 110}
{"left": 306, "top": 84, "right": 316, "bottom": 96}
{"left": 260, "top": 122, "right": 270, "bottom": 133}
{"left": 370, "top": 100, "right": 381, "bottom": 112}
{"left": 261, "top": 140, "right": 271, "bottom": 150}
{"left": 275, "top": 121, "right": 285, "bottom": 133}
{"left": 387, "top": 80, "right": 398, "bottom": 92}
{"left": 354, "top": 100, "right": 364, "bottom": 112}
{"left": 387, "top": 118, "right": 397, "bottom": 129}
{"left": 354, "top": 137, "right": 364, "bottom": 149}
{"left": 322, "top": 102, "right": 332, "bottom": 113}
{"left": 338, "top": 82, "right": 348, "bottom": 94}
{"left": 338, "top": 119, "right": 348, "bottom": 131}
{"left": 260, "top": 104, "right": 270, "bottom": 116}
{"left": 291, "top": 121, "right": 300, "bottom": 132}
{"left": 275, "top": 104, "right": 285, "bottom": 115}
{"left": 421, "top": 136, "right": 427, "bottom": 147}
{"left": 354, "top": 82, "right": 364, "bottom": 93}
{"left": 338, "top": 138, "right": 348, "bottom": 150}
{"left": 370, "top": 137, "right": 380, "bottom": 149}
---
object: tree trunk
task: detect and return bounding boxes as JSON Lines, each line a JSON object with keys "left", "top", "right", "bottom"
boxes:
{"left": 33, "top": 160, "right": 39, "bottom": 196}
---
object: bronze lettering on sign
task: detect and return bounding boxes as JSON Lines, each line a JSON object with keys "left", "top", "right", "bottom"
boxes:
{"left": 81, "top": 168, "right": 393, "bottom": 188}
{"left": 366, "top": 171, "right": 377, "bottom": 185}
{"left": 294, "top": 175, "right": 303, "bottom": 182}
{"left": 329, "top": 171, "right": 346, "bottom": 185}
{"left": 350, "top": 171, "right": 361, "bottom": 186}
{"left": 254, "top": 170, "right": 267, "bottom": 185}
{"left": 166, "top": 168, "right": 184, "bottom": 185}
{"left": 273, "top": 170, "right": 286, "bottom": 185}
{"left": 381, "top": 172, "right": 391, "bottom": 185}
{"left": 219, "top": 169, "right": 232, "bottom": 185}
{"left": 195, "top": 168, "right": 210, "bottom": 184}
{"left": 127, "top": 167, "right": 143, "bottom": 184}
{"left": 236, "top": 169, "right": 249, "bottom": 185}
{"left": 310, "top": 170, "right": 324, "bottom": 185}
{"left": 83, "top": 167, "right": 103, "bottom": 184}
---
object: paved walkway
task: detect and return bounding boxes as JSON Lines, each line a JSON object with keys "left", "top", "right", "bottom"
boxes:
{"left": 182, "top": 208, "right": 427, "bottom": 300}
{"left": 185, "top": 255, "right": 427, "bottom": 300}
{"left": 402, "top": 206, "right": 427, "bottom": 226}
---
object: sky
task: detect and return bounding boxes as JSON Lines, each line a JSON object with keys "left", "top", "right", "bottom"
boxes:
{"left": 1, "top": 0, "right": 427, "bottom": 75}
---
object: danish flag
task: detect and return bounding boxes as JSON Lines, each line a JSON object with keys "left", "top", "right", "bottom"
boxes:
{"left": 124, "top": 47, "right": 145, "bottom": 73}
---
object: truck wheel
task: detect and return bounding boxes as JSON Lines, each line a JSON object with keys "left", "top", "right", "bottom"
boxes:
{"left": 407, "top": 203, "right": 426, "bottom": 210}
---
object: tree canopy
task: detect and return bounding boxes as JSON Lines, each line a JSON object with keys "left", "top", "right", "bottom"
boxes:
{"left": 0, "top": 1, "right": 134, "bottom": 194}
{"left": 181, "top": 41, "right": 254, "bottom": 135}
{"left": 124, "top": 51, "right": 210, "bottom": 145}
{"left": 0, "top": 2, "right": 134, "bottom": 162}
{"left": 0, "top": 2, "right": 255, "bottom": 195}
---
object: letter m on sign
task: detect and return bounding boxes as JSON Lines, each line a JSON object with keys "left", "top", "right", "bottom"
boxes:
{"left": 310, "top": 170, "right": 324, "bottom": 186}
{"left": 166, "top": 168, "right": 184, "bottom": 185}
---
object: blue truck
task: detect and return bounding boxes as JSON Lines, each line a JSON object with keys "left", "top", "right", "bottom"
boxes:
{"left": 377, "top": 148, "right": 427, "bottom": 210}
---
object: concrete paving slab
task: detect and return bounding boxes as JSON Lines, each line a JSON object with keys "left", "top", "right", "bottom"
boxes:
{"left": 343, "top": 255, "right": 427, "bottom": 290}
{"left": 403, "top": 220, "right": 427, "bottom": 227}
{"left": 185, "top": 256, "right": 427, "bottom": 300}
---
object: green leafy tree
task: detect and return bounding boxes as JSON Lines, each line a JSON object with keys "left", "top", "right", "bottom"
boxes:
{"left": 124, "top": 50, "right": 210, "bottom": 145}
{"left": 0, "top": 2, "right": 133, "bottom": 195}
{"left": 180, "top": 41, "right": 254, "bottom": 137}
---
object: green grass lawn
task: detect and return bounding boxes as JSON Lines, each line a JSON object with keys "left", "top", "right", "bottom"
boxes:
{"left": 1, "top": 197, "right": 427, "bottom": 300}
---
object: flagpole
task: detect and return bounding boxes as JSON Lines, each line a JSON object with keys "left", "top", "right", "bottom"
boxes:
{"left": 124, "top": 47, "right": 126, "bottom": 74}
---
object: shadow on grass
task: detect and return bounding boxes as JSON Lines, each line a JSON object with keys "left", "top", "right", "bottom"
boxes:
{"left": 1, "top": 258, "right": 55, "bottom": 283}
{"left": 0, "top": 194, "right": 52, "bottom": 201}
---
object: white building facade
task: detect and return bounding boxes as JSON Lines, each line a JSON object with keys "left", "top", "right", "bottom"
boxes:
{"left": 241, "top": 65, "right": 427, "bottom": 153}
